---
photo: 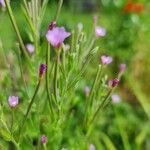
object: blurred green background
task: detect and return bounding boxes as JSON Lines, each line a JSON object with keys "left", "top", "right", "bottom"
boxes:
{"left": 0, "top": 0, "right": 150, "bottom": 149}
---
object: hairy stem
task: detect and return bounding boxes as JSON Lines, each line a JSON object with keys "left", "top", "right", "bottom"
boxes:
{"left": 4, "top": 0, "right": 30, "bottom": 61}
{"left": 54, "top": 0, "right": 63, "bottom": 21}
{"left": 18, "top": 79, "right": 41, "bottom": 142}
{"left": 46, "top": 43, "right": 54, "bottom": 119}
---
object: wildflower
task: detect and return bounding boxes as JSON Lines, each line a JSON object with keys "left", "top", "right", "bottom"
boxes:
{"left": 89, "top": 144, "right": 96, "bottom": 150}
{"left": 95, "top": 26, "right": 106, "bottom": 37}
{"left": 84, "top": 86, "right": 90, "bottom": 97}
{"left": 111, "top": 94, "right": 121, "bottom": 103}
{"left": 108, "top": 78, "right": 119, "bottom": 88}
{"left": 101, "top": 55, "right": 113, "bottom": 65}
{"left": 46, "top": 26, "right": 71, "bottom": 49}
{"left": 8, "top": 96, "right": 19, "bottom": 108}
{"left": 39, "top": 64, "right": 47, "bottom": 78}
{"left": 119, "top": 64, "right": 126, "bottom": 73}
{"left": 41, "top": 135, "right": 47, "bottom": 144}
{"left": 48, "top": 21, "right": 56, "bottom": 30}
{"left": 26, "top": 43, "right": 34, "bottom": 54}
{"left": 0, "top": 0, "right": 5, "bottom": 7}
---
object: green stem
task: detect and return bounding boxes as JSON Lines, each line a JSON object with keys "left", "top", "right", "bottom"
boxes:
{"left": 54, "top": 50, "right": 60, "bottom": 103}
{"left": 11, "top": 109, "right": 14, "bottom": 133}
{"left": 4, "top": 0, "right": 30, "bottom": 61}
{"left": 89, "top": 89, "right": 114, "bottom": 126}
{"left": 84, "top": 65, "right": 102, "bottom": 125}
{"left": 54, "top": 0, "right": 63, "bottom": 21}
{"left": 46, "top": 44, "right": 54, "bottom": 119}
{"left": 18, "top": 79, "right": 41, "bottom": 142}
{"left": 16, "top": 44, "right": 30, "bottom": 99}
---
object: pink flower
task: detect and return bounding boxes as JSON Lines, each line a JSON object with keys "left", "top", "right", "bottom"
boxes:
{"left": 8, "top": 96, "right": 19, "bottom": 108}
{"left": 41, "top": 135, "right": 47, "bottom": 144}
{"left": 26, "top": 43, "right": 34, "bottom": 54}
{"left": 95, "top": 26, "right": 106, "bottom": 37}
{"left": 89, "top": 144, "right": 96, "bottom": 150}
{"left": 83, "top": 86, "right": 90, "bottom": 97}
{"left": 101, "top": 55, "right": 113, "bottom": 65}
{"left": 46, "top": 26, "right": 71, "bottom": 48}
{"left": 111, "top": 94, "right": 121, "bottom": 103}
{"left": 119, "top": 64, "right": 126, "bottom": 73}
{"left": 39, "top": 64, "right": 47, "bottom": 78}
{"left": 0, "top": 0, "right": 5, "bottom": 7}
{"left": 108, "top": 78, "right": 119, "bottom": 88}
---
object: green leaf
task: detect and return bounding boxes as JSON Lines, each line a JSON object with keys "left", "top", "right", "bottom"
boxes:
{"left": 0, "top": 128, "right": 12, "bottom": 142}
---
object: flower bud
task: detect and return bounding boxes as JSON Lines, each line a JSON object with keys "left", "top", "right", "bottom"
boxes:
{"left": 41, "top": 135, "right": 47, "bottom": 144}
{"left": 108, "top": 78, "right": 119, "bottom": 88}
{"left": 8, "top": 96, "right": 19, "bottom": 108}
{"left": 39, "top": 64, "right": 47, "bottom": 78}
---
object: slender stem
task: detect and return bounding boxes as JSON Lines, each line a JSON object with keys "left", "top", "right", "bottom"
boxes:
{"left": 54, "top": 50, "right": 60, "bottom": 103}
{"left": 18, "top": 79, "right": 41, "bottom": 142}
{"left": 43, "top": 144, "right": 47, "bottom": 150}
{"left": 84, "top": 65, "right": 102, "bottom": 125}
{"left": 16, "top": 44, "right": 30, "bottom": 99}
{"left": 11, "top": 109, "right": 14, "bottom": 133}
{"left": 46, "top": 43, "right": 54, "bottom": 119}
{"left": 4, "top": 0, "right": 30, "bottom": 61}
{"left": 89, "top": 89, "right": 114, "bottom": 126}
{"left": 54, "top": 0, "right": 63, "bottom": 22}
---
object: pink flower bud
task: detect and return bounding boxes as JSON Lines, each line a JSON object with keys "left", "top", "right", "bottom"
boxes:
{"left": 83, "top": 86, "right": 90, "bottom": 97}
{"left": 8, "top": 96, "right": 19, "bottom": 108}
{"left": 119, "top": 64, "right": 126, "bottom": 73}
{"left": 101, "top": 55, "right": 113, "bottom": 65}
{"left": 48, "top": 21, "right": 56, "bottom": 30}
{"left": 39, "top": 64, "right": 47, "bottom": 78}
{"left": 108, "top": 78, "right": 119, "bottom": 88}
{"left": 26, "top": 43, "right": 34, "bottom": 54}
{"left": 41, "top": 135, "right": 47, "bottom": 144}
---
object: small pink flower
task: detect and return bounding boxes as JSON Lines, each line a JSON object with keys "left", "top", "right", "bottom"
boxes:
{"left": 89, "top": 144, "right": 96, "bottom": 150}
{"left": 8, "top": 96, "right": 19, "bottom": 108}
{"left": 0, "top": 0, "right": 5, "bottom": 7}
{"left": 108, "top": 78, "right": 119, "bottom": 88}
{"left": 39, "top": 64, "right": 47, "bottom": 78}
{"left": 46, "top": 26, "right": 71, "bottom": 49}
{"left": 119, "top": 64, "right": 126, "bottom": 73}
{"left": 26, "top": 43, "right": 34, "bottom": 54}
{"left": 84, "top": 86, "right": 90, "bottom": 97}
{"left": 111, "top": 94, "right": 121, "bottom": 103}
{"left": 95, "top": 26, "right": 106, "bottom": 37}
{"left": 41, "top": 135, "right": 47, "bottom": 144}
{"left": 101, "top": 55, "right": 113, "bottom": 65}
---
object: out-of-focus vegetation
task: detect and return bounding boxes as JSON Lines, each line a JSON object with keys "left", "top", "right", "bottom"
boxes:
{"left": 0, "top": 0, "right": 150, "bottom": 149}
